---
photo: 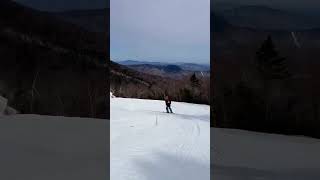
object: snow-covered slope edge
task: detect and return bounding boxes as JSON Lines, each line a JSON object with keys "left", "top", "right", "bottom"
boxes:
{"left": 212, "top": 127, "right": 320, "bottom": 180}
{"left": 0, "top": 115, "right": 108, "bottom": 180}
{"left": 111, "top": 97, "right": 210, "bottom": 180}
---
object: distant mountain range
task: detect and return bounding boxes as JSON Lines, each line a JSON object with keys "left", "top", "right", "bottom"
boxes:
{"left": 110, "top": 60, "right": 210, "bottom": 104}
{"left": 116, "top": 60, "right": 165, "bottom": 66}
{"left": 213, "top": 4, "right": 320, "bottom": 31}
{"left": 117, "top": 60, "right": 210, "bottom": 71}
{"left": 212, "top": 5, "right": 320, "bottom": 63}
{"left": 115, "top": 60, "right": 210, "bottom": 79}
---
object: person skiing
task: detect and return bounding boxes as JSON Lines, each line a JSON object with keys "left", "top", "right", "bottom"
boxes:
{"left": 164, "top": 94, "right": 173, "bottom": 113}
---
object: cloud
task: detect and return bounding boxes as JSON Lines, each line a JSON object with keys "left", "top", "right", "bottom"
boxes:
{"left": 111, "top": 0, "right": 210, "bottom": 63}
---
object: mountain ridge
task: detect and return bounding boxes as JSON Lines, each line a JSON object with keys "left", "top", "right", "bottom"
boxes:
{"left": 0, "top": 0, "right": 107, "bottom": 118}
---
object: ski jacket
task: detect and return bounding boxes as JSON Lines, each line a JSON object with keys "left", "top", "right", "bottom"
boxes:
{"left": 164, "top": 96, "right": 171, "bottom": 105}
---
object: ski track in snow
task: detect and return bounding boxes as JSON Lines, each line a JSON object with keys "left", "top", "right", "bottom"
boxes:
{"left": 110, "top": 97, "right": 210, "bottom": 180}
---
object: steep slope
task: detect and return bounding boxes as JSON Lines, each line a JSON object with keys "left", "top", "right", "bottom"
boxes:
{"left": 0, "top": 0, "right": 107, "bottom": 55}
{"left": 110, "top": 61, "right": 167, "bottom": 99}
{"left": 54, "top": 8, "right": 108, "bottom": 33}
{"left": 110, "top": 61, "right": 162, "bottom": 87}
{"left": 0, "top": 0, "right": 107, "bottom": 118}
{"left": 111, "top": 96, "right": 210, "bottom": 180}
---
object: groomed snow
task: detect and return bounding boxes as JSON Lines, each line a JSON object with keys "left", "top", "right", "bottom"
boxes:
{"left": 0, "top": 115, "right": 108, "bottom": 180}
{"left": 111, "top": 97, "right": 210, "bottom": 180}
{"left": 212, "top": 128, "right": 320, "bottom": 180}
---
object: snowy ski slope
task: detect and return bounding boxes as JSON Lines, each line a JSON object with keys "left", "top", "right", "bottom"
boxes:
{"left": 0, "top": 115, "right": 108, "bottom": 180}
{"left": 212, "top": 128, "right": 320, "bottom": 180}
{"left": 110, "top": 96, "right": 210, "bottom": 180}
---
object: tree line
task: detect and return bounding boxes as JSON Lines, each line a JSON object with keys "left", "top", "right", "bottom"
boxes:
{"left": 110, "top": 70, "right": 210, "bottom": 105}
{"left": 213, "top": 36, "right": 320, "bottom": 138}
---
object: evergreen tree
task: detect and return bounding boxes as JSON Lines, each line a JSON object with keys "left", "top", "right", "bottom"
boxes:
{"left": 255, "top": 36, "right": 291, "bottom": 126}
{"left": 256, "top": 36, "right": 290, "bottom": 80}
{"left": 190, "top": 73, "right": 200, "bottom": 88}
{"left": 180, "top": 88, "right": 193, "bottom": 103}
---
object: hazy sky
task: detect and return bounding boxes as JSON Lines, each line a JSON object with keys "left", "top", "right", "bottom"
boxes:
{"left": 14, "top": 0, "right": 108, "bottom": 11}
{"left": 111, "top": 0, "right": 210, "bottom": 64}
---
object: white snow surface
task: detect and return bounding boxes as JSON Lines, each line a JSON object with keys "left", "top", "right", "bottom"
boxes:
{"left": 212, "top": 128, "right": 320, "bottom": 180}
{"left": 0, "top": 115, "right": 108, "bottom": 180}
{"left": 111, "top": 97, "right": 210, "bottom": 180}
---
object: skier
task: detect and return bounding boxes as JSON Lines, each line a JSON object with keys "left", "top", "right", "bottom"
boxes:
{"left": 164, "top": 94, "right": 173, "bottom": 113}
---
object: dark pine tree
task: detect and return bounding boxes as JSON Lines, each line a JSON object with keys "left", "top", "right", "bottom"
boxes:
{"left": 255, "top": 36, "right": 292, "bottom": 131}
{"left": 256, "top": 36, "right": 290, "bottom": 80}
{"left": 190, "top": 73, "right": 200, "bottom": 88}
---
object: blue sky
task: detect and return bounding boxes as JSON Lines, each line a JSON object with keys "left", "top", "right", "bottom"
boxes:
{"left": 111, "top": 0, "right": 210, "bottom": 64}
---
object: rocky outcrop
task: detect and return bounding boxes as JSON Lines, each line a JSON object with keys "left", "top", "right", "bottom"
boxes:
{"left": 0, "top": 96, "right": 18, "bottom": 115}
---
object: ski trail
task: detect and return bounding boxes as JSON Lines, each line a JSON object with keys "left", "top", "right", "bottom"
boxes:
{"left": 111, "top": 97, "right": 210, "bottom": 180}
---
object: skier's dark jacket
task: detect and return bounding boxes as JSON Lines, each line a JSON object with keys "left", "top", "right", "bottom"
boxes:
{"left": 164, "top": 96, "right": 171, "bottom": 106}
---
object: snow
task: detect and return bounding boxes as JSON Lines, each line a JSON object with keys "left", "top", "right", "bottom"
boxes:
{"left": 3, "top": 93, "right": 319, "bottom": 179}
{"left": 212, "top": 128, "right": 320, "bottom": 180}
{"left": 0, "top": 115, "right": 108, "bottom": 180}
{"left": 110, "top": 97, "right": 210, "bottom": 180}
{"left": 0, "top": 95, "right": 18, "bottom": 115}
{"left": 0, "top": 95, "right": 8, "bottom": 114}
